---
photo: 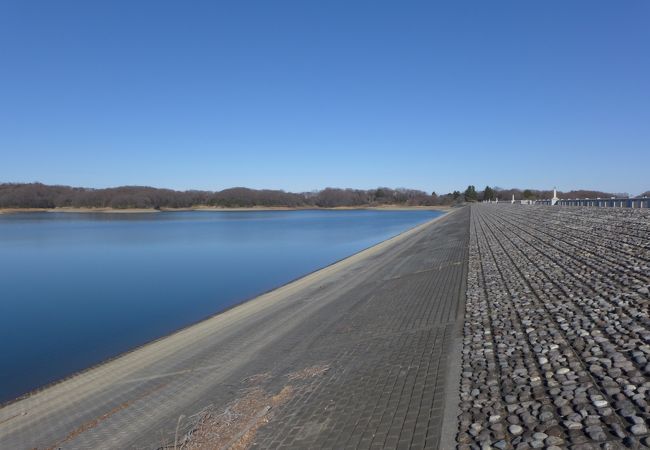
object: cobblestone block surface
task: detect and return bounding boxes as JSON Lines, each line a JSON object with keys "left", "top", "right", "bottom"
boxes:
{"left": 458, "top": 205, "right": 650, "bottom": 450}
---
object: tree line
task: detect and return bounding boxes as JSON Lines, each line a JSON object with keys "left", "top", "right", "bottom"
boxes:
{"left": 463, "top": 185, "right": 628, "bottom": 202}
{"left": 0, "top": 183, "right": 460, "bottom": 209}
{"left": 1, "top": 183, "right": 636, "bottom": 210}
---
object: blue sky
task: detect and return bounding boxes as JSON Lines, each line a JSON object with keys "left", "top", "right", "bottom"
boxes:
{"left": 1, "top": 1, "right": 648, "bottom": 195}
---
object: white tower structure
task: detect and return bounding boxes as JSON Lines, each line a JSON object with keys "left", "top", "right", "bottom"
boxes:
{"left": 551, "top": 188, "right": 559, "bottom": 206}
{"left": 511, "top": 194, "right": 515, "bottom": 204}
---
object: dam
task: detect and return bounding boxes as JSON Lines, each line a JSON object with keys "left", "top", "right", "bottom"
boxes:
{"left": 0, "top": 209, "right": 470, "bottom": 449}
{"left": 2, "top": 204, "right": 649, "bottom": 449}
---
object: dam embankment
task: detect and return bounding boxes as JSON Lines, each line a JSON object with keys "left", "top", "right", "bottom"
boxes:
{"left": 0, "top": 208, "right": 470, "bottom": 449}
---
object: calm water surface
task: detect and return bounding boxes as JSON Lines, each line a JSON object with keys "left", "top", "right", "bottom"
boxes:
{"left": 0, "top": 209, "right": 443, "bottom": 402}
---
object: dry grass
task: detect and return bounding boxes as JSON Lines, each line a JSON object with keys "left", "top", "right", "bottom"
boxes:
{"left": 48, "top": 382, "right": 168, "bottom": 450}
{"left": 241, "top": 372, "right": 271, "bottom": 386}
{"left": 227, "top": 386, "right": 294, "bottom": 450}
{"left": 176, "top": 387, "right": 280, "bottom": 450}
{"left": 286, "top": 364, "right": 330, "bottom": 381}
{"left": 172, "top": 365, "right": 329, "bottom": 450}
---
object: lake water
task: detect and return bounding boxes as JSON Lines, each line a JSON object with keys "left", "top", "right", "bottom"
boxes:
{"left": 0, "top": 209, "right": 443, "bottom": 403}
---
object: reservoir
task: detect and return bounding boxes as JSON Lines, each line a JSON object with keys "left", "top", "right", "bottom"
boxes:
{"left": 0, "top": 209, "right": 443, "bottom": 403}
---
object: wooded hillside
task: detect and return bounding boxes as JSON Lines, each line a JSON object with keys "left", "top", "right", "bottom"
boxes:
{"left": 1, "top": 183, "right": 638, "bottom": 210}
{"left": 0, "top": 183, "right": 453, "bottom": 209}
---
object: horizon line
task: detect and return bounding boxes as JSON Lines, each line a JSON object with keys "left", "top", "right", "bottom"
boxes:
{"left": 1, "top": 181, "right": 643, "bottom": 197}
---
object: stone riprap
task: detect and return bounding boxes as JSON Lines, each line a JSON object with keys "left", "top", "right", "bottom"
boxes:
{"left": 458, "top": 205, "right": 650, "bottom": 450}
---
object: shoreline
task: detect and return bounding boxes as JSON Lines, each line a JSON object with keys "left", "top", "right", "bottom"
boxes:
{"left": 0, "top": 205, "right": 453, "bottom": 214}
{"left": 0, "top": 209, "right": 464, "bottom": 449}
{"left": 0, "top": 209, "right": 454, "bottom": 408}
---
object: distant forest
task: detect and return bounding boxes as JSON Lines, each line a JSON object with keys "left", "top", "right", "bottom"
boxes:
{"left": 0, "top": 183, "right": 642, "bottom": 210}
{"left": 0, "top": 183, "right": 449, "bottom": 209}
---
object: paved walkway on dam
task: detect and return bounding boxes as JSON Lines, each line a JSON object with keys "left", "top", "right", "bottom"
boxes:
{"left": 0, "top": 207, "right": 470, "bottom": 450}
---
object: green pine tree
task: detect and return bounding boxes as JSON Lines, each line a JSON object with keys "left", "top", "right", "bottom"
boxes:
{"left": 464, "top": 185, "right": 478, "bottom": 202}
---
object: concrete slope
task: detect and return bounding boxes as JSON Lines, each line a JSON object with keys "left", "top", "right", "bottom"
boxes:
{"left": 0, "top": 207, "right": 470, "bottom": 450}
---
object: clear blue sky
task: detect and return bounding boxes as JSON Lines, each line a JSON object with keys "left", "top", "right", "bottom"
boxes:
{"left": 1, "top": 1, "right": 648, "bottom": 195}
